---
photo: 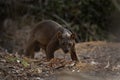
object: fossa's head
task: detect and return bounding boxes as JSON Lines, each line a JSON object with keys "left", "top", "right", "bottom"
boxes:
{"left": 57, "top": 31, "right": 76, "bottom": 53}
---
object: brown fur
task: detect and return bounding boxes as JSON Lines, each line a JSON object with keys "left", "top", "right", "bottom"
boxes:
{"left": 25, "top": 20, "right": 78, "bottom": 61}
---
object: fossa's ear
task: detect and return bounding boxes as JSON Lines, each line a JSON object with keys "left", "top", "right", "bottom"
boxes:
{"left": 57, "top": 31, "right": 62, "bottom": 39}
{"left": 70, "top": 33, "right": 76, "bottom": 39}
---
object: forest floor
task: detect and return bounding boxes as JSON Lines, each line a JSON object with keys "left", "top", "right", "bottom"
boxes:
{"left": 0, "top": 41, "right": 120, "bottom": 80}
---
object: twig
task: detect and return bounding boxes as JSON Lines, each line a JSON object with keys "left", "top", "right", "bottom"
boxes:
{"left": 3, "top": 75, "right": 10, "bottom": 80}
{"left": 52, "top": 14, "right": 70, "bottom": 28}
{"left": 112, "top": 0, "right": 120, "bottom": 12}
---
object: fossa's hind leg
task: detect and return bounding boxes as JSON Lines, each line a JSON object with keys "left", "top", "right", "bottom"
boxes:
{"left": 25, "top": 41, "right": 40, "bottom": 58}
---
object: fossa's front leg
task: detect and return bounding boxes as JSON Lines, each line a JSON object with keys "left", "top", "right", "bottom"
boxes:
{"left": 46, "top": 39, "right": 59, "bottom": 61}
{"left": 70, "top": 46, "right": 78, "bottom": 61}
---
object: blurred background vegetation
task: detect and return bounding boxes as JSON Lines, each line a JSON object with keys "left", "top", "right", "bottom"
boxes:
{"left": 0, "top": 0, "right": 119, "bottom": 52}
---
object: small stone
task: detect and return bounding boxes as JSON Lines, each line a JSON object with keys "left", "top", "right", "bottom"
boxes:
{"left": 33, "top": 77, "right": 44, "bottom": 80}
{"left": 72, "top": 70, "right": 75, "bottom": 72}
{"left": 17, "top": 59, "right": 21, "bottom": 63}
{"left": 0, "top": 59, "right": 6, "bottom": 63}
{"left": 90, "top": 61, "right": 98, "bottom": 65}
{"left": 36, "top": 68, "right": 42, "bottom": 73}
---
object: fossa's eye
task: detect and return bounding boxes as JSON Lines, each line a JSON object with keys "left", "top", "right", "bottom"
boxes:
{"left": 62, "top": 42, "right": 66, "bottom": 45}
{"left": 68, "top": 43, "right": 71, "bottom": 46}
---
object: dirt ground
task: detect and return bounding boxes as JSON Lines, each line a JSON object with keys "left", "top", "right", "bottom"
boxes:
{"left": 0, "top": 41, "right": 120, "bottom": 80}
